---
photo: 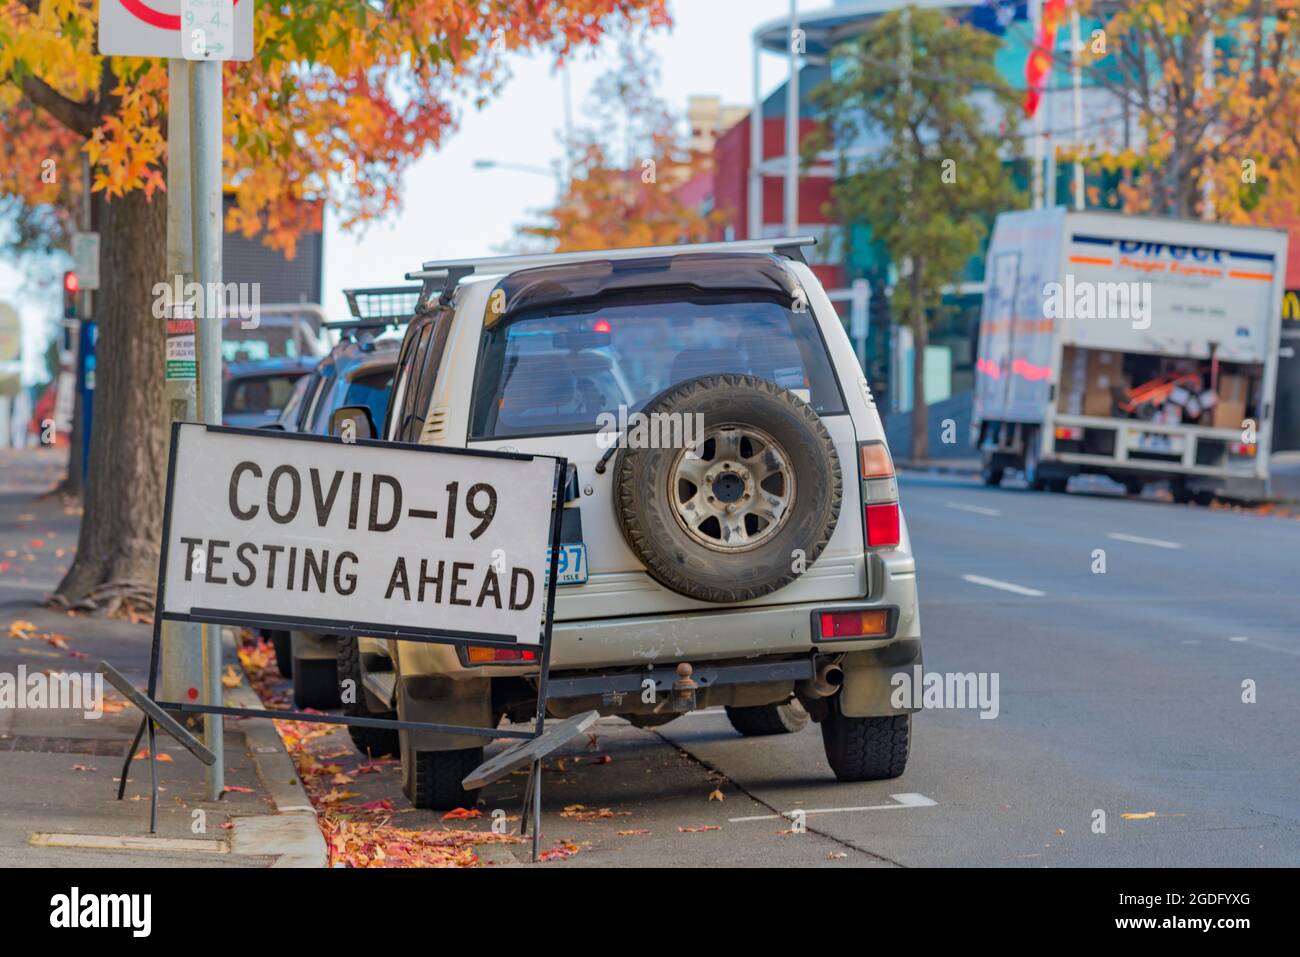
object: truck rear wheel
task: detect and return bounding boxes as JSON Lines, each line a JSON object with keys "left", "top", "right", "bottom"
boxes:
{"left": 821, "top": 701, "right": 910, "bottom": 781}
{"left": 1022, "top": 434, "right": 1048, "bottom": 491}
{"left": 725, "top": 700, "right": 809, "bottom": 736}
{"left": 980, "top": 452, "right": 1004, "bottom": 487}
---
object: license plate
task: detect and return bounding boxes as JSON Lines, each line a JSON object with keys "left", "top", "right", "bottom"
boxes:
{"left": 544, "top": 543, "right": 588, "bottom": 585}
{"left": 1135, "top": 432, "right": 1184, "bottom": 453}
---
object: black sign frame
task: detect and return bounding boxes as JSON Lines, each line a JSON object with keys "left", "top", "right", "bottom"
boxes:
{"left": 116, "top": 422, "right": 576, "bottom": 862}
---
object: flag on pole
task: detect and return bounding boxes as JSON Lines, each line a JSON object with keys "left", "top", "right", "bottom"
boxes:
{"left": 1024, "top": 0, "right": 1069, "bottom": 117}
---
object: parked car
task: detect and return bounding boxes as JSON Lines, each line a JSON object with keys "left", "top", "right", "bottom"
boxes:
{"left": 222, "top": 356, "right": 319, "bottom": 429}
{"left": 332, "top": 239, "right": 923, "bottom": 808}
{"left": 273, "top": 292, "right": 412, "bottom": 708}
{"left": 223, "top": 310, "right": 328, "bottom": 362}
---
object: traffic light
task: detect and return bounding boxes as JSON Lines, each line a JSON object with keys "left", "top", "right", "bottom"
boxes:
{"left": 63, "top": 270, "right": 78, "bottom": 319}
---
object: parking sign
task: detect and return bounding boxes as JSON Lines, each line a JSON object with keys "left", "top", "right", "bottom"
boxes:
{"left": 99, "top": 0, "right": 254, "bottom": 60}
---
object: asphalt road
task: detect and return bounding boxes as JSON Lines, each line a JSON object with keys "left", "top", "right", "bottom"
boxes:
{"left": 648, "top": 473, "right": 1300, "bottom": 866}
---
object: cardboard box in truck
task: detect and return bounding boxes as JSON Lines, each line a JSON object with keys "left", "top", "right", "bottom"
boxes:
{"left": 973, "top": 209, "right": 1288, "bottom": 500}
{"left": 1213, "top": 373, "right": 1249, "bottom": 430}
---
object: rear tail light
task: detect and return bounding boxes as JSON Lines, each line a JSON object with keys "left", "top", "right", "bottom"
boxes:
{"left": 858, "top": 441, "right": 900, "bottom": 548}
{"left": 1232, "top": 442, "right": 1257, "bottom": 456}
{"left": 865, "top": 502, "right": 900, "bottom": 546}
{"left": 1054, "top": 425, "right": 1083, "bottom": 441}
{"left": 818, "top": 609, "right": 892, "bottom": 640}
{"left": 465, "top": 646, "right": 537, "bottom": 665}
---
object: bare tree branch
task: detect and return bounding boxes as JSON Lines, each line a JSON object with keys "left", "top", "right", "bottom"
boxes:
{"left": 21, "top": 74, "right": 97, "bottom": 139}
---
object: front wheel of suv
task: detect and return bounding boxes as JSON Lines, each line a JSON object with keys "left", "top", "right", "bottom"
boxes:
{"left": 725, "top": 699, "right": 809, "bottom": 736}
{"left": 821, "top": 702, "right": 910, "bottom": 781}
{"left": 337, "top": 637, "right": 398, "bottom": 758}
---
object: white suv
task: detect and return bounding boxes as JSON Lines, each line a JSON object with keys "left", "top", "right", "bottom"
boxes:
{"left": 332, "top": 238, "right": 923, "bottom": 809}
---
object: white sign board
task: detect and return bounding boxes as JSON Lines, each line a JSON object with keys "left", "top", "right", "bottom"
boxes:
{"left": 160, "top": 425, "right": 561, "bottom": 647}
{"left": 99, "top": 0, "right": 253, "bottom": 61}
{"left": 1064, "top": 234, "right": 1280, "bottom": 363}
{"left": 71, "top": 232, "right": 100, "bottom": 291}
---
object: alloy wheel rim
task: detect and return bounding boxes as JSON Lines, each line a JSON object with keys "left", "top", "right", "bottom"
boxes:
{"left": 668, "top": 423, "right": 795, "bottom": 552}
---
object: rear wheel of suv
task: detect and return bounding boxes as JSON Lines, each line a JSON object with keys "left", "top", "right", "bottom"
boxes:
{"left": 821, "top": 701, "right": 910, "bottom": 781}
{"left": 337, "top": 637, "right": 398, "bottom": 758}
{"left": 726, "top": 700, "right": 810, "bottom": 736}
{"left": 614, "top": 375, "right": 842, "bottom": 604}
{"left": 399, "top": 737, "right": 483, "bottom": 811}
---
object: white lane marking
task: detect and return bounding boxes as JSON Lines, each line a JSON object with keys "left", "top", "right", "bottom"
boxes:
{"left": 1228, "top": 636, "right": 1249, "bottom": 643}
{"left": 961, "top": 574, "right": 1046, "bottom": 597}
{"left": 729, "top": 792, "right": 937, "bottom": 823}
{"left": 945, "top": 501, "right": 1001, "bottom": 516}
{"left": 1107, "top": 532, "right": 1183, "bottom": 550}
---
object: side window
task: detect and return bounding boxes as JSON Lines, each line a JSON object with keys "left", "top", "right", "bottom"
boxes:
{"left": 409, "top": 311, "right": 452, "bottom": 439}
{"left": 301, "top": 367, "right": 335, "bottom": 434}
{"left": 391, "top": 324, "right": 432, "bottom": 442}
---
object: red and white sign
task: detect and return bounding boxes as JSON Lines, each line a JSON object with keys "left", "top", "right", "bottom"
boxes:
{"left": 99, "top": 0, "right": 253, "bottom": 61}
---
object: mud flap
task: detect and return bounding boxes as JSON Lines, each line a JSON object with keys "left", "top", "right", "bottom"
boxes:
{"left": 838, "top": 639, "right": 922, "bottom": 717}
{"left": 396, "top": 674, "right": 494, "bottom": 751}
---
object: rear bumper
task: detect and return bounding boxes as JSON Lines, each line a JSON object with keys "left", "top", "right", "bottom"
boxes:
{"left": 391, "top": 553, "right": 921, "bottom": 679}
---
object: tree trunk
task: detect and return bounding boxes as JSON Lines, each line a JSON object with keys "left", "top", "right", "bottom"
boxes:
{"left": 55, "top": 187, "right": 168, "bottom": 606}
{"left": 910, "top": 258, "right": 928, "bottom": 462}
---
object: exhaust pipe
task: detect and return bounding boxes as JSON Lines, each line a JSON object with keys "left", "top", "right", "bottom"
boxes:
{"left": 797, "top": 659, "right": 844, "bottom": 699}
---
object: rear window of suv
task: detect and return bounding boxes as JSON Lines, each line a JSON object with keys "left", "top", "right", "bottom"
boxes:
{"left": 470, "top": 292, "right": 845, "bottom": 439}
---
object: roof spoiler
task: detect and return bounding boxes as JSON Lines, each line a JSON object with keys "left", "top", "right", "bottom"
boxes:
{"left": 404, "top": 236, "right": 817, "bottom": 309}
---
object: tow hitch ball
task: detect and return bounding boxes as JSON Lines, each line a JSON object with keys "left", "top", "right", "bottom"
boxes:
{"left": 671, "top": 662, "right": 698, "bottom": 712}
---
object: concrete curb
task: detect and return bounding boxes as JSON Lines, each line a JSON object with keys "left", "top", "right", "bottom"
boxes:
{"left": 222, "top": 628, "right": 328, "bottom": 868}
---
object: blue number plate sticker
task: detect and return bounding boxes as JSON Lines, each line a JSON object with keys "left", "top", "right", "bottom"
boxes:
{"left": 544, "top": 543, "right": 588, "bottom": 585}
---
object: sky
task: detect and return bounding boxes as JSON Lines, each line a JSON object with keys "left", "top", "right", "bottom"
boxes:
{"left": 320, "top": 0, "right": 798, "bottom": 320}
{"left": 0, "top": 0, "right": 807, "bottom": 384}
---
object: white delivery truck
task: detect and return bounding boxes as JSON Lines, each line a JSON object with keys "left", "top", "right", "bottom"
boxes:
{"left": 973, "top": 208, "right": 1289, "bottom": 503}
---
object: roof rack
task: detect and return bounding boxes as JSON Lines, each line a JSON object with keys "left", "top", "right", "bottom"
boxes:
{"left": 403, "top": 236, "right": 817, "bottom": 306}
{"left": 342, "top": 285, "right": 423, "bottom": 322}
{"left": 322, "top": 318, "right": 406, "bottom": 342}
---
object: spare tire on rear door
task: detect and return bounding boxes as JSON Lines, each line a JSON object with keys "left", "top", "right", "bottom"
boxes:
{"left": 613, "top": 374, "right": 842, "bottom": 603}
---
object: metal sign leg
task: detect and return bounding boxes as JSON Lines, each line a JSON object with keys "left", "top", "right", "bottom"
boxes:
{"left": 117, "top": 716, "right": 147, "bottom": 800}
{"left": 530, "top": 759, "right": 542, "bottom": 863}
{"left": 147, "top": 719, "right": 159, "bottom": 834}
{"left": 518, "top": 761, "right": 534, "bottom": 837}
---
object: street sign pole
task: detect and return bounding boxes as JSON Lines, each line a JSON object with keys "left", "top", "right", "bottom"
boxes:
{"left": 99, "top": 0, "right": 255, "bottom": 803}
{"left": 160, "top": 58, "right": 205, "bottom": 753}
{"left": 190, "top": 56, "right": 225, "bottom": 799}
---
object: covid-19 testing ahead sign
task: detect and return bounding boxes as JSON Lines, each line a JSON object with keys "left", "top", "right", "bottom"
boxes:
{"left": 158, "top": 424, "right": 564, "bottom": 648}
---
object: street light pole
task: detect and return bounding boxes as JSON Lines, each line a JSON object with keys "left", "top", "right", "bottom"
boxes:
{"left": 784, "top": 0, "right": 800, "bottom": 236}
